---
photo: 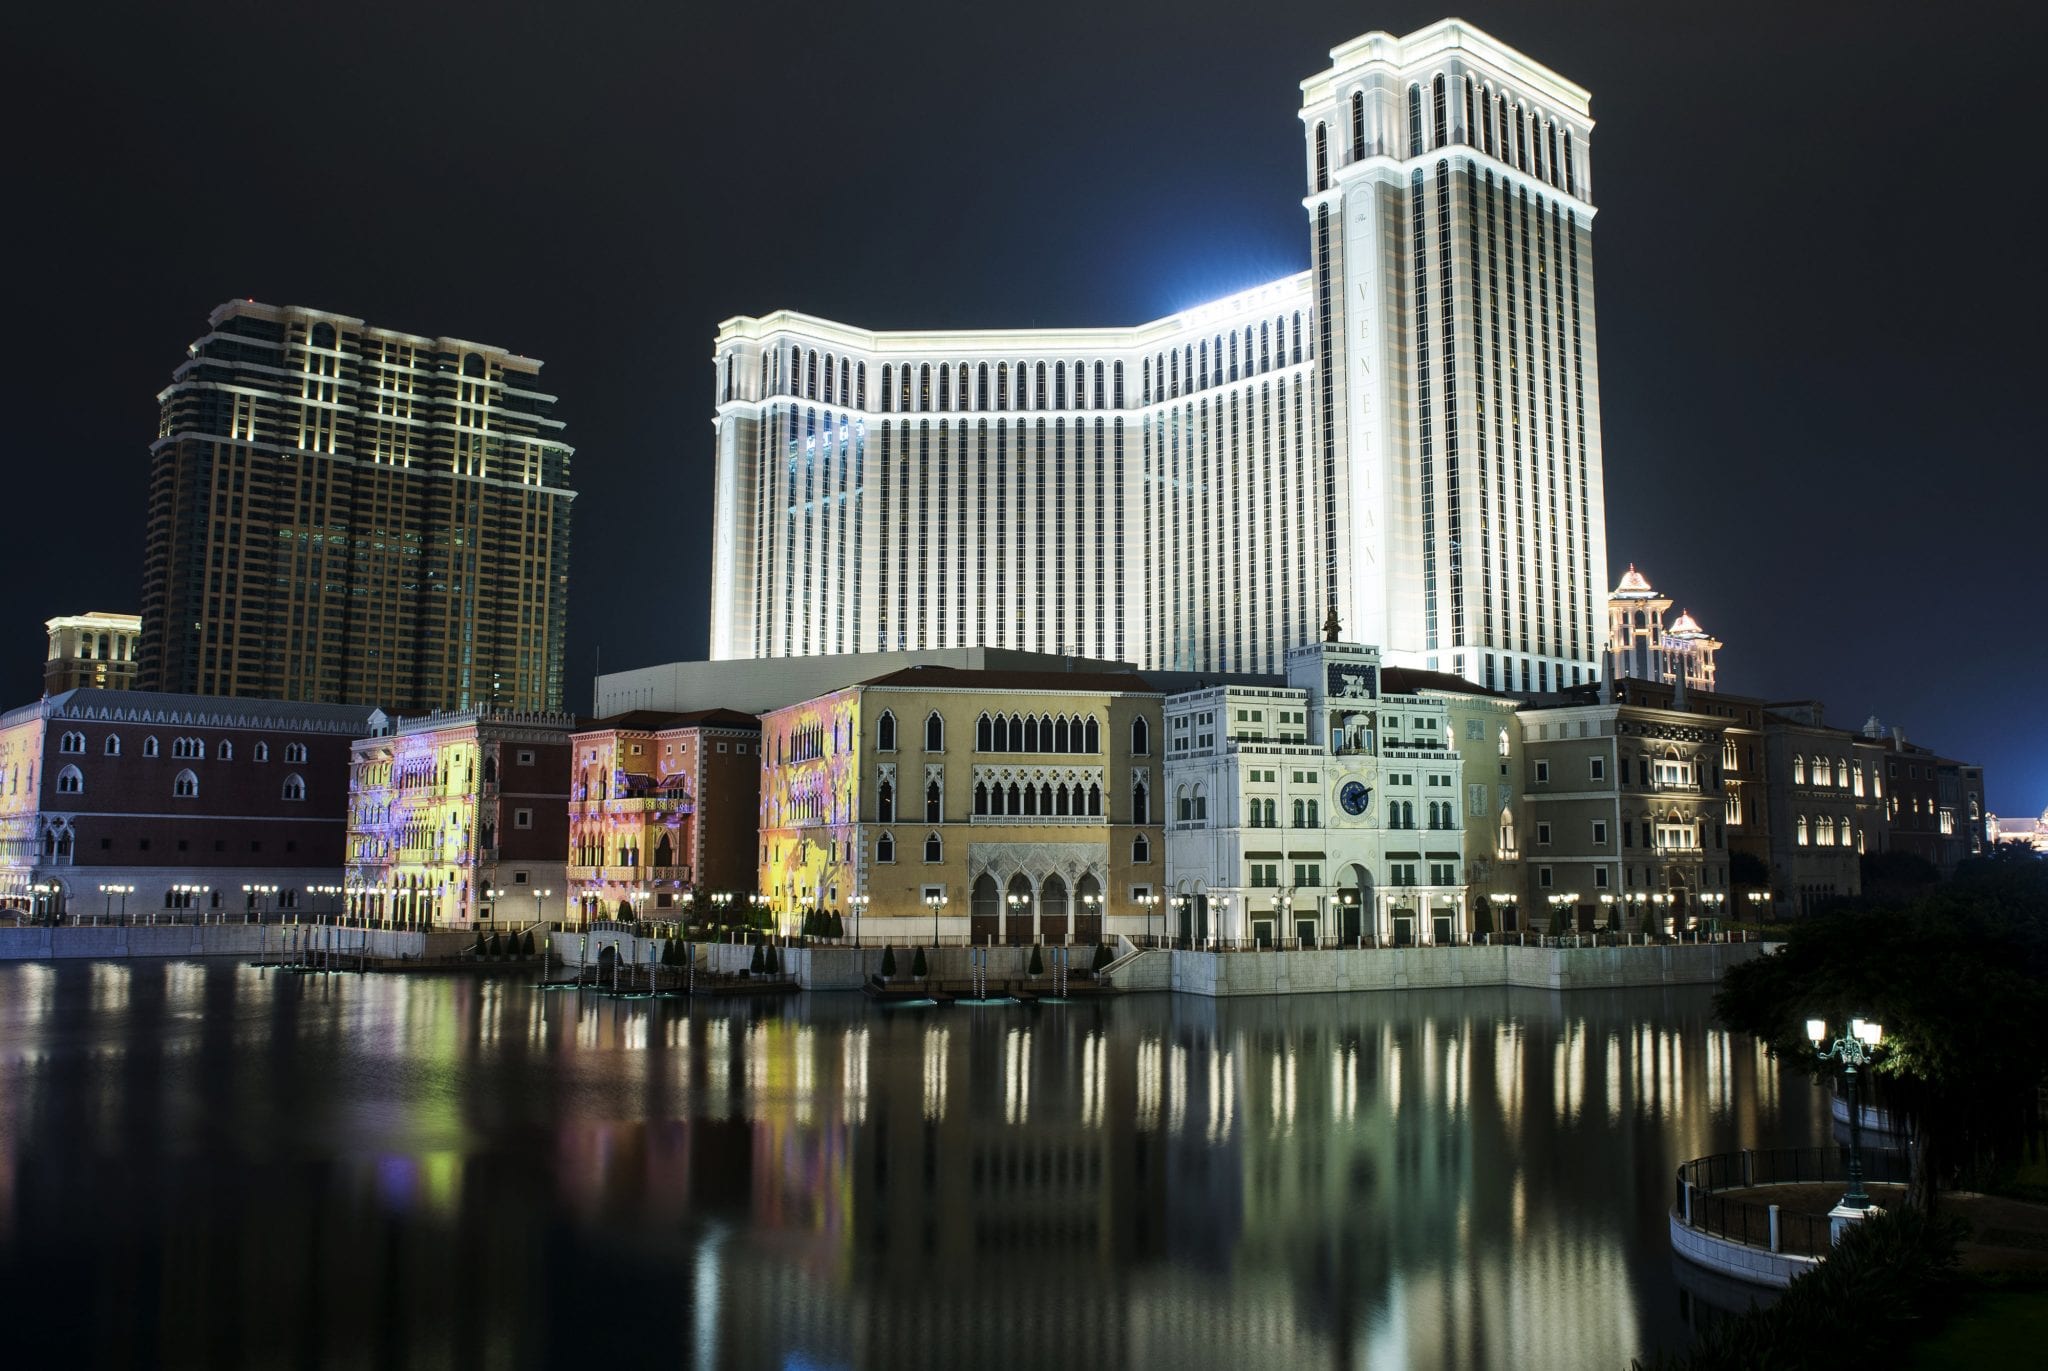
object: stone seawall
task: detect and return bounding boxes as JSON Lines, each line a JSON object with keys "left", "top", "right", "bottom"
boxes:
{"left": 0, "top": 925, "right": 469, "bottom": 962}
{"left": 547, "top": 932, "right": 1767, "bottom": 997}
{"left": 1145, "top": 941, "right": 1767, "bottom": 997}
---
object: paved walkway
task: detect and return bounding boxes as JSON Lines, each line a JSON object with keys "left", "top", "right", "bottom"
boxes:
{"left": 1721, "top": 1182, "right": 2048, "bottom": 1272}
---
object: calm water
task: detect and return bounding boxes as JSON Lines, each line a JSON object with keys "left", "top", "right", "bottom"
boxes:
{"left": 0, "top": 960, "right": 1824, "bottom": 1370}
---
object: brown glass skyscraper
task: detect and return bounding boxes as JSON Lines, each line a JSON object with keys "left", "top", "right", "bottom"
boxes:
{"left": 141, "top": 301, "right": 574, "bottom": 712}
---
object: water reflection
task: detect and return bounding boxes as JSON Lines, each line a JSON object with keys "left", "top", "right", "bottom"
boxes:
{"left": 0, "top": 962, "right": 1821, "bottom": 1369}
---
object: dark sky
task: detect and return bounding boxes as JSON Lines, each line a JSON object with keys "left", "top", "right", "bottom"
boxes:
{"left": 8, "top": 1, "right": 2044, "bottom": 815}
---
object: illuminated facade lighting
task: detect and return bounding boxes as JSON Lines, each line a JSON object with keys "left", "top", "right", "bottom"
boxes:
{"left": 709, "top": 19, "right": 1607, "bottom": 696}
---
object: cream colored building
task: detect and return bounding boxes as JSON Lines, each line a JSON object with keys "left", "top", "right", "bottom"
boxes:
{"left": 44, "top": 611, "right": 141, "bottom": 694}
{"left": 757, "top": 665, "right": 1165, "bottom": 943}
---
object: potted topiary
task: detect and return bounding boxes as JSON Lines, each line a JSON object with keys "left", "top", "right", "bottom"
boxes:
{"left": 750, "top": 942, "right": 765, "bottom": 974}
{"left": 1028, "top": 943, "right": 1044, "bottom": 978}
{"left": 912, "top": 945, "right": 928, "bottom": 979}
{"left": 1092, "top": 942, "right": 1113, "bottom": 973}
{"left": 880, "top": 945, "right": 898, "bottom": 980}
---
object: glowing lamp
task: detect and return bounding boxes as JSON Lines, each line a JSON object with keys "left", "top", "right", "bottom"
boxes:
{"left": 1853, "top": 1019, "right": 1882, "bottom": 1047}
{"left": 1806, "top": 1018, "right": 1827, "bottom": 1046}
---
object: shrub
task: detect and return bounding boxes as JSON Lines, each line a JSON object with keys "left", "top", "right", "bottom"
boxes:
{"left": 880, "top": 945, "right": 898, "bottom": 977}
{"left": 750, "top": 942, "right": 765, "bottom": 974}
{"left": 1093, "top": 942, "right": 1114, "bottom": 972}
{"left": 1606, "top": 901, "right": 1623, "bottom": 935}
{"left": 830, "top": 912, "right": 845, "bottom": 938}
{"left": 1473, "top": 902, "right": 1495, "bottom": 938}
{"left": 1028, "top": 944, "right": 1045, "bottom": 976}
{"left": 521, "top": 931, "right": 536, "bottom": 957}
{"left": 1633, "top": 1206, "right": 1963, "bottom": 1370}
{"left": 912, "top": 945, "right": 928, "bottom": 978}
{"left": 764, "top": 944, "right": 780, "bottom": 975}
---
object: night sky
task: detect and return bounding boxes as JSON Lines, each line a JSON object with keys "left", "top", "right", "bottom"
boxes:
{"left": 8, "top": 1, "right": 2044, "bottom": 815}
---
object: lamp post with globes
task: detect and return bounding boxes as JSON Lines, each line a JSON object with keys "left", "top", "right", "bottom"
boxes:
{"left": 1808, "top": 1017, "right": 1885, "bottom": 1210}
{"left": 1137, "top": 891, "right": 1159, "bottom": 946}
{"left": 848, "top": 893, "right": 869, "bottom": 947}
{"left": 924, "top": 890, "right": 947, "bottom": 949}
{"left": 100, "top": 882, "right": 134, "bottom": 925}
{"left": 1007, "top": 891, "right": 1029, "bottom": 946}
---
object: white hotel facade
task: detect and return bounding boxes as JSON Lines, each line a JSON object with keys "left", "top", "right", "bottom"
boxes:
{"left": 709, "top": 19, "right": 1607, "bottom": 697}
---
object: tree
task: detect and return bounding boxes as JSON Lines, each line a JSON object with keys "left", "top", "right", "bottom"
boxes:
{"left": 880, "top": 945, "right": 898, "bottom": 978}
{"left": 1605, "top": 900, "right": 1622, "bottom": 935}
{"left": 1472, "top": 900, "right": 1494, "bottom": 939}
{"left": 1860, "top": 849, "right": 1940, "bottom": 906}
{"left": 1092, "top": 941, "right": 1114, "bottom": 972}
{"left": 750, "top": 942, "right": 765, "bottom": 974}
{"left": 1715, "top": 861, "right": 2048, "bottom": 1212}
{"left": 764, "top": 943, "right": 780, "bottom": 975}
{"left": 521, "top": 930, "right": 536, "bottom": 957}
{"left": 1028, "top": 944, "right": 1045, "bottom": 976}
{"left": 1547, "top": 900, "right": 1565, "bottom": 937}
{"left": 1729, "top": 849, "right": 1771, "bottom": 897}
{"left": 912, "top": 945, "right": 928, "bottom": 978}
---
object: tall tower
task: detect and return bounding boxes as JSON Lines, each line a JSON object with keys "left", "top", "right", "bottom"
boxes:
{"left": 141, "top": 301, "right": 575, "bottom": 712}
{"left": 1299, "top": 20, "right": 1606, "bottom": 694}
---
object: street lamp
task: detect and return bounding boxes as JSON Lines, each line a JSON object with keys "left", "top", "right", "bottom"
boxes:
{"left": 99, "top": 882, "right": 134, "bottom": 925}
{"left": 1747, "top": 889, "right": 1768, "bottom": 920}
{"left": 848, "top": 893, "right": 869, "bottom": 946}
{"left": 1212, "top": 893, "right": 1232, "bottom": 949}
{"left": 924, "top": 890, "right": 948, "bottom": 948}
{"left": 1808, "top": 1017, "right": 1885, "bottom": 1210}
{"left": 1138, "top": 891, "right": 1159, "bottom": 945}
{"left": 1276, "top": 892, "right": 1292, "bottom": 948}
{"left": 1081, "top": 891, "right": 1100, "bottom": 945}
{"left": 1007, "top": 891, "right": 1029, "bottom": 946}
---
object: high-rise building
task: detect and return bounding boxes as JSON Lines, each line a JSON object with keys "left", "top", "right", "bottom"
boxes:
{"left": 44, "top": 611, "right": 142, "bottom": 694}
{"left": 141, "top": 301, "right": 575, "bottom": 713}
{"left": 709, "top": 18, "right": 1605, "bottom": 695}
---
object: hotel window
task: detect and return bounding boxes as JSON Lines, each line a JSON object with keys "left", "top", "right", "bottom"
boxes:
{"left": 877, "top": 833, "right": 895, "bottom": 863}
{"left": 1534, "top": 760, "right": 1549, "bottom": 784}
{"left": 1792, "top": 755, "right": 1806, "bottom": 784}
{"left": 282, "top": 774, "right": 306, "bottom": 801}
{"left": 877, "top": 711, "right": 897, "bottom": 752}
{"left": 1537, "top": 822, "right": 1552, "bottom": 846}
{"left": 924, "top": 713, "right": 944, "bottom": 752}
{"left": 57, "top": 765, "right": 83, "bottom": 795}
{"left": 1592, "top": 820, "right": 1608, "bottom": 845}
{"left": 1132, "top": 834, "right": 1150, "bottom": 863}
{"left": 59, "top": 731, "right": 84, "bottom": 754}
{"left": 1590, "top": 756, "right": 1605, "bottom": 781}
{"left": 173, "top": 769, "right": 199, "bottom": 798}
{"left": 103, "top": 735, "right": 121, "bottom": 756}
{"left": 923, "top": 832, "right": 942, "bottom": 863}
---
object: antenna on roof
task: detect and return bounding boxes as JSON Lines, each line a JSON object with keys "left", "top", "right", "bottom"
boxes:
{"left": 592, "top": 644, "right": 600, "bottom": 718}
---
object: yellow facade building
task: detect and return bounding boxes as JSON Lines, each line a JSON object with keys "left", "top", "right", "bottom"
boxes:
{"left": 758, "top": 666, "right": 1165, "bottom": 944}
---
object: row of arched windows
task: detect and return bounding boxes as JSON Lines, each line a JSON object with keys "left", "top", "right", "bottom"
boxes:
{"left": 1141, "top": 315, "right": 1304, "bottom": 405}
{"left": 879, "top": 358, "right": 1129, "bottom": 416}
{"left": 975, "top": 713, "right": 1101, "bottom": 754}
{"left": 1313, "top": 73, "right": 1579, "bottom": 200}
{"left": 51, "top": 764, "right": 304, "bottom": 800}
{"left": 974, "top": 780, "right": 1102, "bottom": 818}
{"left": 55, "top": 730, "right": 295, "bottom": 762}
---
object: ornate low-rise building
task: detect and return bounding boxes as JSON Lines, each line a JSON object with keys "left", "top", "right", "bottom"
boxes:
{"left": 566, "top": 709, "right": 761, "bottom": 923}
{"left": 1758, "top": 703, "right": 1887, "bottom": 915}
{"left": 1517, "top": 679, "right": 1734, "bottom": 933}
{"left": 758, "top": 666, "right": 1164, "bottom": 944}
{"left": 1161, "top": 639, "right": 1471, "bottom": 946}
{"left": 345, "top": 709, "right": 575, "bottom": 929}
{"left": 0, "top": 688, "right": 376, "bottom": 920}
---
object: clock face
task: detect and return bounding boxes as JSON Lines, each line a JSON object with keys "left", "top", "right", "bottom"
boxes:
{"left": 1339, "top": 780, "right": 1372, "bottom": 816}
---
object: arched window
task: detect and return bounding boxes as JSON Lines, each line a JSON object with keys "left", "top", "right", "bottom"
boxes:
{"left": 877, "top": 832, "right": 896, "bottom": 863}
{"left": 253, "top": 741, "right": 268, "bottom": 762}
{"left": 977, "top": 713, "right": 992, "bottom": 751}
{"left": 1305, "top": 799, "right": 1319, "bottom": 827}
{"left": 877, "top": 711, "right": 897, "bottom": 752}
{"left": 925, "top": 778, "right": 941, "bottom": 823}
{"left": 1796, "top": 815, "right": 1809, "bottom": 846}
{"left": 1131, "top": 716, "right": 1149, "bottom": 756}
{"left": 880, "top": 363, "right": 893, "bottom": 412}
{"left": 923, "top": 832, "right": 942, "bottom": 863}
{"left": 1792, "top": 755, "right": 1805, "bottom": 784}
{"left": 282, "top": 773, "right": 306, "bottom": 801}
{"left": 1432, "top": 73, "right": 1448, "bottom": 148}
{"left": 1084, "top": 717, "right": 1100, "bottom": 753}
{"left": 974, "top": 781, "right": 989, "bottom": 815}
{"left": 1314, "top": 122, "right": 1328, "bottom": 192}
{"left": 1293, "top": 798, "right": 1306, "bottom": 828}
{"left": 173, "top": 769, "right": 199, "bottom": 798}
{"left": 1023, "top": 715, "right": 1039, "bottom": 752}
{"left": 877, "top": 780, "right": 894, "bottom": 823}
{"left": 218, "top": 739, "right": 233, "bottom": 761}
{"left": 59, "top": 731, "right": 85, "bottom": 754}
{"left": 103, "top": 735, "right": 120, "bottom": 756}
{"left": 1055, "top": 784, "right": 1070, "bottom": 817}
{"left": 285, "top": 743, "right": 308, "bottom": 764}
{"left": 1054, "top": 716, "right": 1070, "bottom": 753}
{"left": 1007, "top": 782, "right": 1022, "bottom": 814}
{"left": 1007, "top": 714, "right": 1023, "bottom": 751}
{"left": 57, "top": 765, "right": 83, "bottom": 795}
{"left": 924, "top": 713, "right": 943, "bottom": 752}
{"left": 1039, "top": 782, "right": 1054, "bottom": 814}
{"left": 1407, "top": 84, "right": 1423, "bottom": 157}
{"left": 1192, "top": 784, "right": 1208, "bottom": 821}
{"left": 1350, "top": 89, "right": 1365, "bottom": 161}
{"left": 1132, "top": 833, "right": 1150, "bottom": 863}
{"left": 1132, "top": 779, "right": 1148, "bottom": 825}
{"left": 1088, "top": 783, "right": 1102, "bottom": 816}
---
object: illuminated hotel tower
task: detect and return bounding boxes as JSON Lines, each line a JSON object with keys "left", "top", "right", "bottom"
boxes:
{"left": 141, "top": 301, "right": 575, "bottom": 712}
{"left": 709, "top": 19, "right": 1605, "bottom": 693}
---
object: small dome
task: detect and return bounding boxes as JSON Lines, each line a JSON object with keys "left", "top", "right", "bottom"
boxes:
{"left": 1614, "top": 563, "right": 1654, "bottom": 595}
{"left": 1669, "top": 610, "right": 1706, "bottom": 637}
